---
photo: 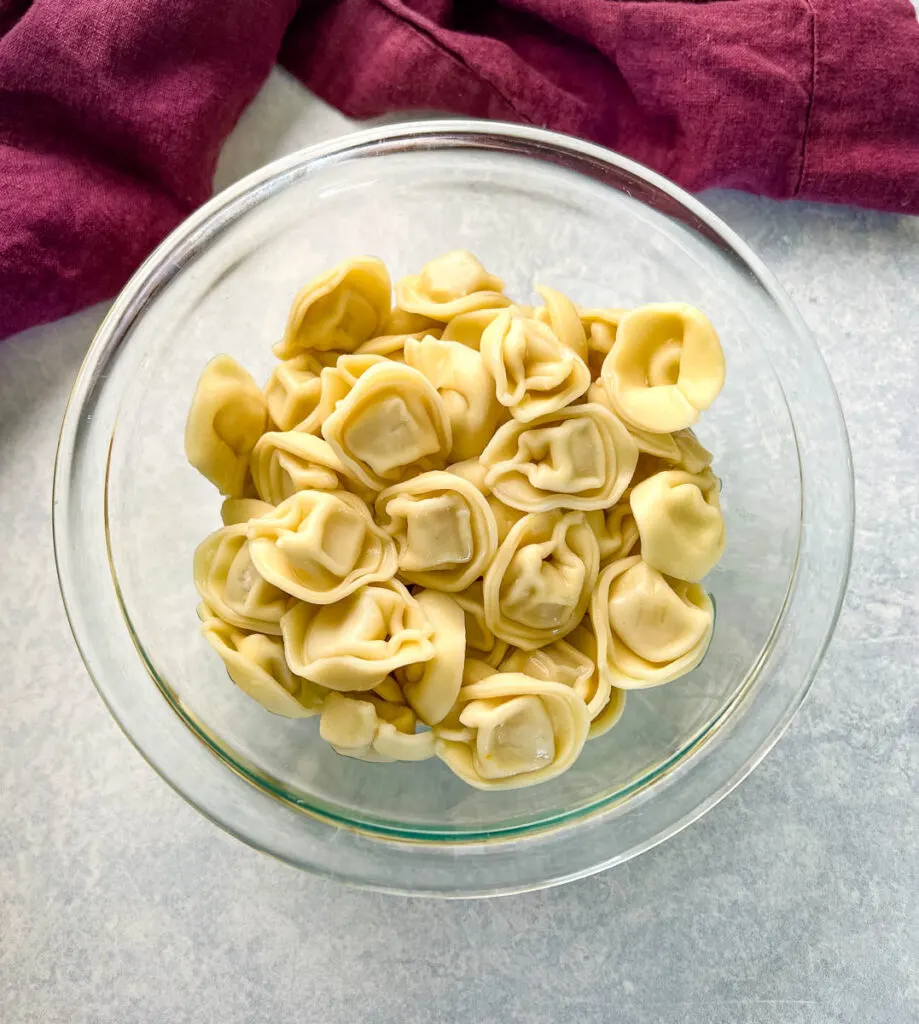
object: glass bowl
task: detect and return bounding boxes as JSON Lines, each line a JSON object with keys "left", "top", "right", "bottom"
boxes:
{"left": 53, "top": 120, "right": 853, "bottom": 897}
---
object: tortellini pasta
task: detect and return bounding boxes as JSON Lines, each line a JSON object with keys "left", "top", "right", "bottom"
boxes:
{"left": 319, "top": 692, "right": 435, "bottom": 762}
{"left": 601, "top": 303, "right": 726, "bottom": 432}
{"left": 185, "top": 355, "right": 268, "bottom": 497}
{"left": 590, "top": 556, "right": 714, "bottom": 690}
{"left": 188, "top": 253, "right": 726, "bottom": 791}
{"left": 395, "top": 250, "right": 510, "bottom": 321}
{"left": 273, "top": 256, "right": 391, "bottom": 358}
{"left": 322, "top": 362, "right": 453, "bottom": 489}
{"left": 483, "top": 510, "right": 600, "bottom": 650}
{"left": 480, "top": 404, "right": 638, "bottom": 512}
{"left": 403, "top": 336, "right": 506, "bottom": 460}
{"left": 194, "top": 524, "right": 289, "bottom": 634}
{"left": 247, "top": 490, "right": 396, "bottom": 603}
{"left": 281, "top": 579, "right": 435, "bottom": 690}
{"left": 434, "top": 673, "right": 590, "bottom": 789}
{"left": 375, "top": 471, "right": 497, "bottom": 592}
{"left": 629, "top": 468, "right": 725, "bottom": 581}
{"left": 200, "top": 610, "right": 327, "bottom": 717}
{"left": 481, "top": 309, "right": 591, "bottom": 421}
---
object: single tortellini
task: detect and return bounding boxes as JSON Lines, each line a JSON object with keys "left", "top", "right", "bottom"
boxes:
{"left": 403, "top": 336, "right": 506, "bottom": 460}
{"left": 200, "top": 612, "right": 327, "bottom": 718}
{"left": 319, "top": 692, "right": 435, "bottom": 762}
{"left": 246, "top": 490, "right": 396, "bottom": 604}
{"left": 446, "top": 459, "right": 524, "bottom": 543}
{"left": 280, "top": 579, "right": 435, "bottom": 691}
{"left": 220, "top": 497, "right": 275, "bottom": 527}
{"left": 264, "top": 353, "right": 325, "bottom": 431}
{"left": 249, "top": 431, "right": 364, "bottom": 505}
{"left": 440, "top": 307, "right": 512, "bottom": 349}
{"left": 600, "top": 303, "right": 726, "bottom": 432}
{"left": 185, "top": 355, "right": 268, "bottom": 497}
{"left": 395, "top": 250, "right": 510, "bottom": 321}
{"left": 321, "top": 362, "right": 452, "bottom": 489}
{"left": 434, "top": 673, "right": 590, "bottom": 790}
{"left": 273, "top": 256, "right": 391, "bottom": 358}
{"left": 483, "top": 510, "right": 600, "bottom": 650}
{"left": 534, "top": 285, "right": 588, "bottom": 362}
{"left": 586, "top": 380, "right": 681, "bottom": 461}
{"left": 480, "top": 309, "right": 591, "bottom": 422}
{"left": 586, "top": 503, "right": 640, "bottom": 564}
{"left": 564, "top": 622, "right": 627, "bottom": 738}
{"left": 193, "top": 525, "right": 289, "bottom": 634}
{"left": 480, "top": 403, "right": 639, "bottom": 512}
{"left": 374, "top": 471, "right": 498, "bottom": 592}
{"left": 452, "top": 581, "right": 510, "bottom": 666}
{"left": 590, "top": 556, "right": 714, "bottom": 690}
{"left": 394, "top": 590, "right": 465, "bottom": 726}
{"left": 629, "top": 469, "right": 725, "bottom": 581}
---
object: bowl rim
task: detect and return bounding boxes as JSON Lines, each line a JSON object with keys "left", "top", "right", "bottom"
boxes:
{"left": 53, "top": 118, "right": 854, "bottom": 897}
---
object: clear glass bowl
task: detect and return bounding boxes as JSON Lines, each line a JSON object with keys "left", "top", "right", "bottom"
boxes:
{"left": 53, "top": 121, "right": 853, "bottom": 896}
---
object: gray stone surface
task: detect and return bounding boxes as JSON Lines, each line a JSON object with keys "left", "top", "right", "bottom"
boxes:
{"left": 0, "top": 71, "right": 916, "bottom": 1023}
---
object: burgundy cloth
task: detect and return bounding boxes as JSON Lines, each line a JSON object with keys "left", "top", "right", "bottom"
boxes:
{"left": 2, "top": 1, "right": 919, "bottom": 341}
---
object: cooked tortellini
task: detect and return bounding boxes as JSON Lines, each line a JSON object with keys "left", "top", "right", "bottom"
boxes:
{"left": 189, "top": 254, "right": 726, "bottom": 791}
{"left": 375, "top": 471, "right": 497, "bottom": 592}
{"left": 319, "top": 692, "right": 435, "bottom": 762}
{"left": 484, "top": 510, "right": 600, "bottom": 650}
{"left": 281, "top": 579, "right": 434, "bottom": 690}
{"left": 322, "top": 362, "right": 452, "bottom": 489}
{"left": 273, "top": 256, "right": 391, "bottom": 358}
{"left": 394, "top": 589, "right": 465, "bottom": 726}
{"left": 434, "top": 673, "right": 590, "bottom": 789}
{"left": 200, "top": 610, "right": 327, "bottom": 717}
{"left": 395, "top": 250, "right": 510, "bottom": 321}
{"left": 247, "top": 490, "right": 396, "bottom": 603}
{"left": 185, "top": 355, "right": 268, "bottom": 497}
{"left": 629, "top": 469, "right": 725, "bottom": 581}
{"left": 601, "top": 303, "right": 726, "bottom": 433}
{"left": 481, "top": 404, "right": 638, "bottom": 512}
{"left": 590, "top": 556, "right": 714, "bottom": 690}
{"left": 194, "top": 524, "right": 289, "bottom": 634}
{"left": 403, "top": 336, "right": 506, "bottom": 460}
{"left": 481, "top": 309, "right": 591, "bottom": 421}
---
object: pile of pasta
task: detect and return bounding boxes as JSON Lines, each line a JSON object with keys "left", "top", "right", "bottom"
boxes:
{"left": 186, "top": 251, "right": 726, "bottom": 790}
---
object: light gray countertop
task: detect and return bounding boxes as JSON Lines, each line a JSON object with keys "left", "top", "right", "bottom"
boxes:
{"left": 1, "top": 71, "right": 916, "bottom": 1024}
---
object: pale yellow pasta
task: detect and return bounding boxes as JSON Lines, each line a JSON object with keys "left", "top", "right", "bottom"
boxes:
{"left": 322, "top": 362, "right": 452, "bottom": 489}
{"left": 441, "top": 307, "right": 512, "bottom": 349}
{"left": 481, "top": 309, "right": 591, "bottom": 421}
{"left": 586, "top": 380, "right": 681, "bottom": 461}
{"left": 395, "top": 250, "right": 510, "bottom": 321}
{"left": 629, "top": 468, "right": 725, "bottom": 581}
{"left": 200, "top": 612, "right": 327, "bottom": 718}
{"left": 264, "top": 353, "right": 325, "bottom": 431}
{"left": 220, "top": 497, "right": 275, "bottom": 527}
{"left": 354, "top": 328, "right": 440, "bottom": 359}
{"left": 249, "top": 431, "right": 363, "bottom": 505}
{"left": 480, "top": 403, "right": 638, "bottom": 512}
{"left": 280, "top": 579, "right": 435, "bottom": 690}
{"left": 273, "top": 256, "right": 391, "bottom": 358}
{"left": 446, "top": 459, "right": 524, "bottom": 543}
{"left": 434, "top": 673, "right": 590, "bottom": 789}
{"left": 673, "top": 428, "right": 714, "bottom": 474}
{"left": 452, "top": 581, "right": 511, "bottom": 666}
{"left": 193, "top": 524, "right": 289, "bottom": 634}
{"left": 600, "top": 303, "right": 726, "bottom": 432}
{"left": 590, "top": 556, "right": 713, "bottom": 690}
{"left": 185, "top": 355, "right": 268, "bottom": 497}
{"left": 564, "top": 622, "right": 627, "bottom": 738}
{"left": 375, "top": 471, "right": 497, "bottom": 592}
{"left": 319, "top": 692, "right": 435, "bottom": 762}
{"left": 579, "top": 308, "right": 626, "bottom": 378}
{"left": 586, "top": 504, "right": 640, "bottom": 565}
{"left": 483, "top": 510, "right": 600, "bottom": 650}
{"left": 395, "top": 589, "right": 465, "bottom": 726}
{"left": 247, "top": 489, "right": 396, "bottom": 604}
{"left": 404, "top": 336, "right": 506, "bottom": 460}
{"left": 534, "top": 285, "right": 588, "bottom": 362}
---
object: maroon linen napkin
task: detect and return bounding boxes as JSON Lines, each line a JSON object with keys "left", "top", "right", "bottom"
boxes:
{"left": 2, "top": 0, "right": 918, "bottom": 341}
